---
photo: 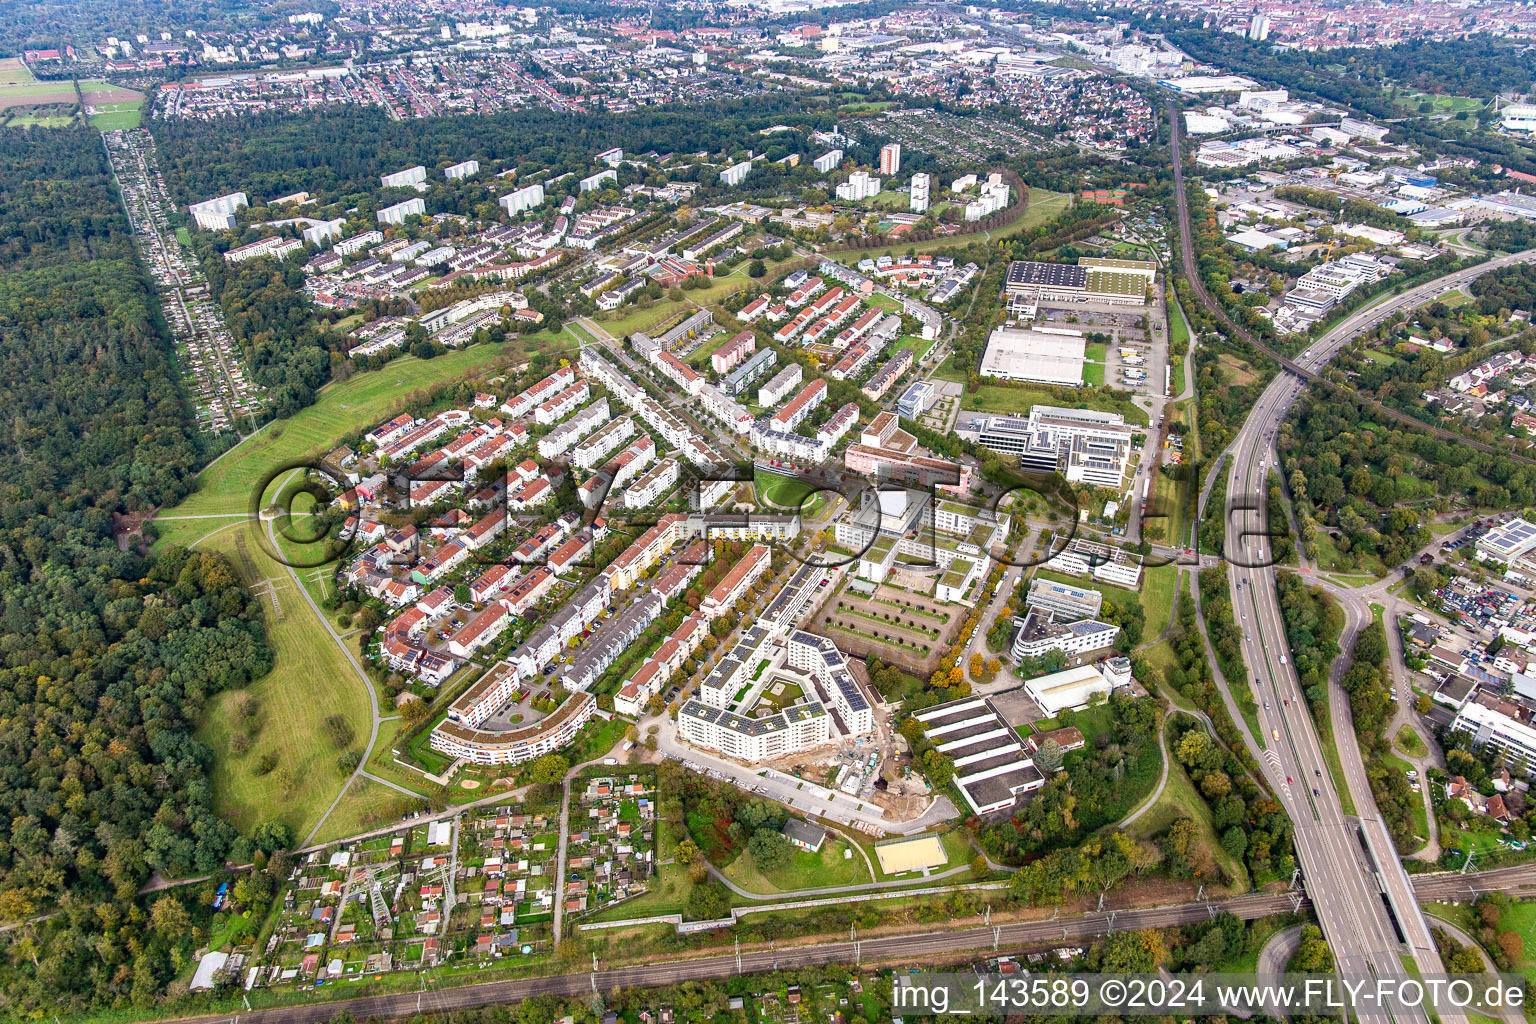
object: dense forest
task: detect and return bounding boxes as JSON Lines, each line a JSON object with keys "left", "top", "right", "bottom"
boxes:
{"left": 0, "top": 125, "right": 274, "bottom": 1014}
{"left": 190, "top": 237, "right": 342, "bottom": 417}
{"left": 150, "top": 101, "right": 846, "bottom": 209}
{"left": 1279, "top": 384, "right": 1536, "bottom": 571}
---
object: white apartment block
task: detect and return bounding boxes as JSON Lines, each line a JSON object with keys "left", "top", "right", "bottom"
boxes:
{"left": 758, "top": 363, "right": 803, "bottom": 407}
{"left": 786, "top": 631, "right": 874, "bottom": 735}
{"left": 377, "top": 198, "right": 425, "bottom": 225}
{"left": 189, "top": 191, "right": 247, "bottom": 231}
{"left": 1010, "top": 610, "right": 1121, "bottom": 662}
{"left": 537, "top": 399, "right": 608, "bottom": 458}
{"left": 381, "top": 165, "right": 428, "bottom": 190}
{"left": 836, "top": 170, "right": 881, "bottom": 201}
{"left": 1045, "top": 536, "right": 1143, "bottom": 589}
{"left": 579, "top": 169, "right": 617, "bottom": 192}
{"left": 499, "top": 183, "right": 546, "bottom": 216}
{"left": 813, "top": 150, "right": 843, "bottom": 173}
{"left": 910, "top": 172, "right": 931, "bottom": 214}
{"left": 698, "top": 384, "right": 754, "bottom": 434}
{"left": 334, "top": 229, "right": 383, "bottom": 256}
{"left": 622, "top": 457, "right": 679, "bottom": 508}
{"left": 571, "top": 416, "right": 636, "bottom": 470}
{"left": 720, "top": 161, "right": 753, "bottom": 187}
{"left": 303, "top": 218, "right": 346, "bottom": 245}
{"left": 1452, "top": 701, "right": 1536, "bottom": 772}
{"left": 679, "top": 699, "right": 830, "bottom": 761}
{"left": 224, "top": 236, "right": 303, "bottom": 263}
{"left": 444, "top": 159, "right": 480, "bottom": 181}
{"left": 534, "top": 381, "right": 591, "bottom": 425}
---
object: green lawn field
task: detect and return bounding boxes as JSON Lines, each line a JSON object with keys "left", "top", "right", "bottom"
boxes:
{"left": 722, "top": 834, "right": 872, "bottom": 894}
{"left": 834, "top": 189, "right": 1071, "bottom": 262}
{"left": 893, "top": 333, "right": 935, "bottom": 362}
{"left": 191, "top": 522, "right": 373, "bottom": 838}
{"left": 960, "top": 382, "right": 1148, "bottom": 425}
{"left": 1141, "top": 563, "right": 1179, "bottom": 642}
{"left": 594, "top": 255, "right": 800, "bottom": 338}
{"left": 89, "top": 108, "right": 140, "bottom": 129}
{"left": 152, "top": 343, "right": 555, "bottom": 535}
{"left": 1128, "top": 726, "right": 1249, "bottom": 892}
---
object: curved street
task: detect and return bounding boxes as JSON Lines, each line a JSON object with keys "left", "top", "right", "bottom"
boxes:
{"left": 1170, "top": 99, "right": 1536, "bottom": 1024}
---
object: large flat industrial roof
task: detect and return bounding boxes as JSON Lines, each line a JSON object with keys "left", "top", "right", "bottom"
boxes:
{"left": 1005, "top": 261, "right": 1087, "bottom": 291}
{"left": 979, "top": 326, "right": 1086, "bottom": 387}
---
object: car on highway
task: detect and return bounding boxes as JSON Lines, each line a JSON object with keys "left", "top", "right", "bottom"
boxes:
{"left": 1263, "top": 700, "right": 1269, "bottom": 709}
{"left": 1313, "top": 788, "right": 1319, "bottom": 797}
{"left": 1286, "top": 776, "right": 1292, "bottom": 784}
{"left": 1315, "top": 769, "right": 1322, "bottom": 777}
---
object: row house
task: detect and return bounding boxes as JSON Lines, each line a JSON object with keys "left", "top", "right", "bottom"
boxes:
{"left": 547, "top": 529, "right": 594, "bottom": 576}
{"left": 514, "top": 522, "right": 568, "bottom": 564}
{"left": 616, "top": 613, "right": 709, "bottom": 717}
{"left": 464, "top": 510, "right": 508, "bottom": 550}
{"left": 504, "top": 567, "right": 557, "bottom": 615}
{"left": 510, "top": 476, "right": 554, "bottom": 509}
{"left": 469, "top": 564, "right": 515, "bottom": 603}
{"left": 411, "top": 540, "right": 470, "bottom": 584}
{"left": 463, "top": 433, "right": 517, "bottom": 474}
{"left": 449, "top": 604, "right": 512, "bottom": 658}
{"left": 770, "top": 379, "right": 827, "bottom": 433}
{"left": 502, "top": 366, "right": 576, "bottom": 418}
{"left": 367, "top": 413, "right": 414, "bottom": 447}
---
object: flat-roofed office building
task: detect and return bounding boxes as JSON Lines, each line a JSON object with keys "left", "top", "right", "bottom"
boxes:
{"left": 912, "top": 696, "right": 1044, "bottom": 815}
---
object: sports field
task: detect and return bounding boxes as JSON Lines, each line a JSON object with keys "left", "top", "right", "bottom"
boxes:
{"left": 874, "top": 833, "right": 947, "bottom": 874}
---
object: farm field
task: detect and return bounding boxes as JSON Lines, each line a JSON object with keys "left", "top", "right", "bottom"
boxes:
{"left": 0, "top": 80, "right": 76, "bottom": 106}
{"left": 0, "top": 57, "right": 35, "bottom": 84}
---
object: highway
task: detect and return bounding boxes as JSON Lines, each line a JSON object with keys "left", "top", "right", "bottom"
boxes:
{"left": 146, "top": 864, "right": 1536, "bottom": 1024}
{"left": 1170, "top": 101, "right": 1536, "bottom": 1024}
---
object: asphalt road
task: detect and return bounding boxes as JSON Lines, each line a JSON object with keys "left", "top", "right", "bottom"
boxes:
{"left": 1169, "top": 100, "right": 1536, "bottom": 1024}
{"left": 147, "top": 864, "right": 1536, "bottom": 1024}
